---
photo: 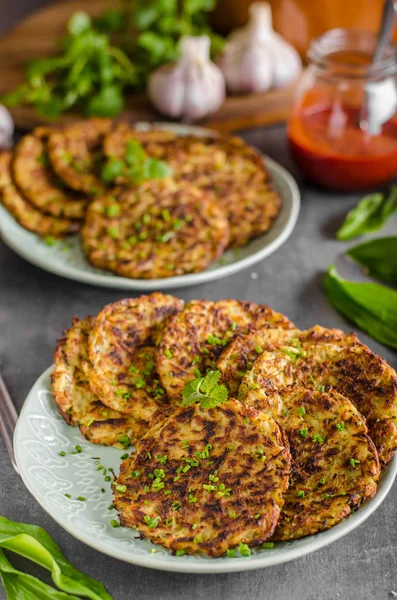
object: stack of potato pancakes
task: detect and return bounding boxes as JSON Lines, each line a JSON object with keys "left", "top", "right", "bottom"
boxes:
{"left": 0, "top": 119, "right": 280, "bottom": 279}
{"left": 51, "top": 293, "right": 397, "bottom": 557}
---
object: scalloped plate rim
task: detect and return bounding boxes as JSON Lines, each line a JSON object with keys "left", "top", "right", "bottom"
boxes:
{"left": 13, "top": 365, "right": 397, "bottom": 574}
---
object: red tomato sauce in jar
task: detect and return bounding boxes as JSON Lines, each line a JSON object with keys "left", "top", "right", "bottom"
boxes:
{"left": 288, "top": 104, "right": 397, "bottom": 191}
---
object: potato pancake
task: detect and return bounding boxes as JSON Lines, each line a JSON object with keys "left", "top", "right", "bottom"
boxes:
{"left": 0, "top": 152, "right": 79, "bottom": 238}
{"left": 82, "top": 179, "right": 229, "bottom": 279}
{"left": 103, "top": 126, "right": 281, "bottom": 248}
{"left": 238, "top": 326, "right": 397, "bottom": 465}
{"left": 52, "top": 317, "right": 145, "bottom": 447}
{"left": 12, "top": 128, "right": 88, "bottom": 219}
{"left": 88, "top": 294, "right": 183, "bottom": 431}
{"left": 47, "top": 118, "right": 111, "bottom": 195}
{"left": 157, "top": 300, "right": 288, "bottom": 401}
{"left": 113, "top": 399, "right": 291, "bottom": 556}
{"left": 217, "top": 318, "right": 295, "bottom": 396}
{"left": 238, "top": 385, "right": 379, "bottom": 540}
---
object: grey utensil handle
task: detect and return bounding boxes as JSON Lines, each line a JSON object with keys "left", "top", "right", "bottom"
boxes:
{"left": 0, "top": 371, "right": 20, "bottom": 475}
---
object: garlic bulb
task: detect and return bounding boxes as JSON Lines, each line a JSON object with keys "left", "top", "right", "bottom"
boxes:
{"left": 218, "top": 2, "right": 302, "bottom": 94}
{"left": 0, "top": 105, "right": 13, "bottom": 149}
{"left": 148, "top": 36, "right": 226, "bottom": 122}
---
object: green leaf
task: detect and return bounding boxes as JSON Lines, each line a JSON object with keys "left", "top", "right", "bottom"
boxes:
{"left": 200, "top": 370, "right": 221, "bottom": 394}
{"left": 85, "top": 85, "right": 124, "bottom": 117}
{"left": 143, "top": 158, "right": 173, "bottom": 180}
{"left": 0, "top": 517, "right": 112, "bottom": 600}
{"left": 336, "top": 188, "right": 397, "bottom": 240}
{"left": 181, "top": 371, "right": 229, "bottom": 409}
{"left": 0, "top": 548, "right": 79, "bottom": 599}
{"left": 134, "top": 6, "right": 159, "bottom": 30}
{"left": 125, "top": 140, "right": 146, "bottom": 166}
{"left": 324, "top": 266, "right": 397, "bottom": 349}
{"left": 67, "top": 12, "right": 91, "bottom": 36}
{"left": 101, "top": 159, "right": 124, "bottom": 183}
{"left": 348, "top": 236, "right": 397, "bottom": 283}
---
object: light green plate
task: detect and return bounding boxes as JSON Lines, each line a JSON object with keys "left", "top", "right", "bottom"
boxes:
{"left": 0, "top": 124, "right": 300, "bottom": 290}
{"left": 14, "top": 366, "right": 397, "bottom": 574}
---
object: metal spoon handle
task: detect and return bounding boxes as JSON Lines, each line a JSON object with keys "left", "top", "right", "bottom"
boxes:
{"left": 373, "top": 0, "right": 397, "bottom": 64}
{"left": 0, "top": 370, "right": 20, "bottom": 475}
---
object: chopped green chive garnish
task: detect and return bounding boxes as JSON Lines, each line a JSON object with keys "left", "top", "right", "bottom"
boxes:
{"left": 131, "top": 471, "right": 140, "bottom": 478}
{"left": 318, "top": 385, "right": 325, "bottom": 392}
{"left": 59, "top": 451, "right": 66, "bottom": 457}
{"left": 75, "top": 445, "right": 82, "bottom": 453}
{"left": 349, "top": 458, "right": 361, "bottom": 468}
{"left": 298, "top": 407, "right": 306, "bottom": 417}
{"left": 144, "top": 515, "right": 160, "bottom": 529}
{"left": 77, "top": 496, "right": 86, "bottom": 502}
{"left": 227, "top": 549, "right": 236, "bottom": 558}
{"left": 192, "top": 355, "right": 200, "bottom": 365}
{"left": 312, "top": 434, "right": 324, "bottom": 443}
{"left": 164, "top": 349, "right": 173, "bottom": 359}
{"left": 175, "top": 549, "right": 186, "bottom": 556}
{"left": 110, "top": 520, "right": 120, "bottom": 528}
{"left": 231, "top": 323, "right": 237, "bottom": 331}
{"left": 319, "top": 477, "right": 326, "bottom": 485}
{"left": 121, "top": 453, "right": 129, "bottom": 460}
{"left": 115, "top": 485, "right": 127, "bottom": 493}
{"left": 188, "top": 494, "right": 198, "bottom": 504}
{"left": 118, "top": 434, "right": 130, "bottom": 448}
{"left": 238, "top": 543, "right": 251, "bottom": 557}
{"left": 336, "top": 422, "right": 345, "bottom": 431}
{"left": 64, "top": 493, "right": 72, "bottom": 499}
{"left": 297, "top": 490, "right": 305, "bottom": 498}
{"left": 261, "top": 542, "right": 274, "bottom": 549}
{"left": 254, "top": 345, "right": 263, "bottom": 354}
{"left": 108, "top": 504, "right": 115, "bottom": 510}
{"left": 298, "top": 428, "right": 308, "bottom": 438}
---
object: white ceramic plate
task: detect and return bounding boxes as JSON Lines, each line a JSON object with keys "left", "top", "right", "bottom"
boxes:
{"left": 14, "top": 366, "right": 397, "bottom": 574}
{"left": 0, "top": 124, "right": 300, "bottom": 290}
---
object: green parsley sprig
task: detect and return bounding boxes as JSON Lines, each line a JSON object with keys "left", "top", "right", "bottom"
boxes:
{"left": 182, "top": 370, "right": 228, "bottom": 409}
{"left": 101, "top": 139, "right": 172, "bottom": 185}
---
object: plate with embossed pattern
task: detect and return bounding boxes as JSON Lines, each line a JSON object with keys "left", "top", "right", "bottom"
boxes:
{"left": 13, "top": 366, "right": 397, "bottom": 574}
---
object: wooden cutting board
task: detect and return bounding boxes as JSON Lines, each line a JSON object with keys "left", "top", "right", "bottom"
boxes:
{"left": 0, "top": 0, "right": 297, "bottom": 132}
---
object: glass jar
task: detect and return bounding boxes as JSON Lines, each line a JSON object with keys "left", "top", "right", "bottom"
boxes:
{"left": 287, "top": 29, "right": 397, "bottom": 191}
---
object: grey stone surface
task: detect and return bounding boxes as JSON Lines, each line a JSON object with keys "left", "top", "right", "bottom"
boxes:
{"left": 1, "top": 123, "right": 397, "bottom": 600}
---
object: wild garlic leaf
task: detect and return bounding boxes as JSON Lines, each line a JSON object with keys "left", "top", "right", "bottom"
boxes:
{"left": 348, "top": 236, "right": 397, "bottom": 284}
{"left": 336, "top": 188, "right": 397, "bottom": 240}
{"left": 181, "top": 370, "right": 228, "bottom": 409}
{"left": 324, "top": 265, "right": 397, "bottom": 349}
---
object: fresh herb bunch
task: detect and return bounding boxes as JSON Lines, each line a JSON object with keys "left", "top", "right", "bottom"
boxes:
{"left": 182, "top": 370, "right": 228, "bottom": 409}
{"left": 336, "top": 186, "right": 397, "bottom": 240}
{"left": 101, "top": 139, "right": 173, "bottom": 184}
{"left": 3, "top": 0, "right": 224, "bottom": 119}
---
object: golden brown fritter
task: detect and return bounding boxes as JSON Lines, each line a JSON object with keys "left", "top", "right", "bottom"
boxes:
{"left": 81, "top": 179, "right": 229, "bottom": 279}
{"left": 12, "top": 128, "right": 88, "bottom": 219}
{"left": 217, "top": 319, "right": 296, "bottom": 397}
{"left": 238, "top": 326, "right": 397, "bottom": 465}
{"left": 113, "top": 399, "right": 291, "bottom": 556}
{"left": 238, "top": 386, "right": 379, "bottom": 541}
{"left": 0, "top": 151, "right": 80, "bottom": 238}
{"left": 103, "top": 125, "right": 281, "bottom": 248}
{"left": 88, "top": 294, "right": 183, "bottom": 432}
{"left": 157, "top": 300, "right": 289, "bottom": 401}
{"left": 51, "top": 317, "right": 145, "bottom": 447}
{"left": 47, "top": 118, "right": 111, "bottom": 195}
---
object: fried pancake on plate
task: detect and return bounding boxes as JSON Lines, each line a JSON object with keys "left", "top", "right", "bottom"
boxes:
{"left": 238, "top": 384, "right": 379, "bottom": 540}
{"left": 113, "top": 399, "right": 291, "bottom": 556}
{"left": 81, "top": 179, "right": 229, "bottom": 279}
{"left": 103, "top": 125, "right": 281, "bottom": 248}
{"left": 47, "top": 118, "right": 111, "bottom": 196}
{"left": 12, "top": 128, "right": 88, "bottom": 219}
{"left": 88, "top": 294, "right": 183, "bottom": 428}
{"left": 157, "top": 300, "right": 290, "bottom": 401}
{"left": 238, "top": 325, "right": 397, "bottom": 465}
{"left": 217, "top": 320, "right": 296, "bottom": 397}
{"left": 0, "top": 151, "right": 80, "bottom": 238}
{"left": 51, "top": 317, "right": 145, "bottom": 447}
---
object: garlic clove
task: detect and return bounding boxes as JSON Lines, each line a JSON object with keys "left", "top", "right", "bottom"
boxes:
{"left": 148, "top": 35, "right": 225, "bottom": 123}
{"left": 0, "top": 105, "right": 14, "bottom": 149}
